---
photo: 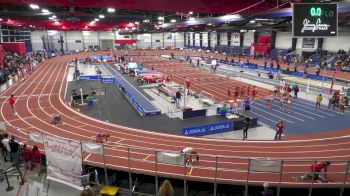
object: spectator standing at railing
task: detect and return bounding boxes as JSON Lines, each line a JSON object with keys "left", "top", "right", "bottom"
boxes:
{"left": 9, "top": 135, "right": 21, "bottom": 167}
{"left": 9, "top": 94, "right": 16, "bottom": 115}
{"left": 159, "top": 179, "right": 174, "bottom": 196}
{"left": 261, "top": 182, "right": 273, "bottom": 196}
{"left": 31, "top": 145, "right": 41, "bottom": 176}
{"left": 1, "top": 133, "right": 10, "bottom": 162}
{"left": 22, "top": 144, "right": 32, "bottom": 169}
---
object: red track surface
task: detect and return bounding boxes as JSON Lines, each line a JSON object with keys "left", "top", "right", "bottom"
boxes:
{"left": 1, "top": 51, "right": 350, "bottom": 188}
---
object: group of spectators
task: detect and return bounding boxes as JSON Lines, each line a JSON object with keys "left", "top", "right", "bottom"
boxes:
{"left": 0, "top": 131, "right": 42, "bottom": 174}
{"left": 1, "top": 50, "right": 44, "bottom": 85}
{"left": 335, "top": 49, "right": 350, "bottom": 72}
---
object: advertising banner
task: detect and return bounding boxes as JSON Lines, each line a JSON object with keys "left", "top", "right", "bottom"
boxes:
{"left": 43, "top": 134, "right": 83, "bottom": 190}
{"left": 302, "top": 38, "right": 315, "bottom": 48}
{"left": 183, "top": 121, "right": 233, "bottom": 136}
{"left": 79, "top": 75, "right": 100, "bottom": 80}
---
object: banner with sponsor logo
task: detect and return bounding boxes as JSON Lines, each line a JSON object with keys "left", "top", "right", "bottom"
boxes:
{"left": 183, "top": 121, "right": 233, "bottom": 136}
{"left": 43, "top": 134, "right": 83, "bottom": 190}
{"left": 79, "top": 75, "right": 100, "bottom": 80}
{"left": 302, "top": 38, "right": 315, "bottom": 49}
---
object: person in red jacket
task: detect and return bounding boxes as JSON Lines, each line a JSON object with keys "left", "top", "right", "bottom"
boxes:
{"left": 31, "top": 145, "right": 41, "bottom": 175}
{"left": 22, "top": 144, "right": 32, "bottom": 169}
{"left": 9, "top": 94, "right": 16, "bottom": 115}
{"left": 274, "top": 120, "right": 284, "bottom": 140}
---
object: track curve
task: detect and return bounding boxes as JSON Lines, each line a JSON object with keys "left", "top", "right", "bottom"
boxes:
{"left": 1, "top": 51, "right": 349, "bottom": 187}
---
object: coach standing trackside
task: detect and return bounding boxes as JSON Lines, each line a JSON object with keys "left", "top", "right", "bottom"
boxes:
{"left": 274, "top": 120, "right": 285, "bottom": 141}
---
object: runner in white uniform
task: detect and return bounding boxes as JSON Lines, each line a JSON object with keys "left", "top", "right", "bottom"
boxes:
{"left": 181, "top": 148, "right": 198, "bottom": 166}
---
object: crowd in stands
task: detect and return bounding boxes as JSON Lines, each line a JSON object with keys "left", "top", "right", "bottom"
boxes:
{"left": 1, "top": 50, "right": 45, "bottom": 85}
{"left": 335, "top": 49, "right": 350, "bottom": 72}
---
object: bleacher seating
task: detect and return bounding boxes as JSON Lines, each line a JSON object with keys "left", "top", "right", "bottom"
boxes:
{"left": 269, "top": 49, "right": 288, "bottom": 60}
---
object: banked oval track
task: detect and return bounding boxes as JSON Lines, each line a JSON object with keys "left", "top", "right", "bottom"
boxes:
{"left": 1, "top": 51, "right": 349, "bottom": 187}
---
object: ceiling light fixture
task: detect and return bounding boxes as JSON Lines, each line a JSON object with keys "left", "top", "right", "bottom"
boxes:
{"left": 42, "top": 9, "right": 49, "bottom": 13}
{"left": 143, "top": 19, "right": 150, "bottom": 23}
{"left": 107, "top": 8, "right": 115, "bottom": 13}
{"left": 250, "top": 20, "right": 255, "bottom": 23}
{"left": 171, "top": 19, "right": 176, "bottom": 23}
{"left": 99, "top": 15, "right": 105, "bottom": 19}
{"left": 29, "top": 4, "right": 39, "bottom": 10}
{"left": 94, "top": 18, "right": 99, "bottom": 21}
{"left": 158, "top": 17, "right": 164, "bottom": 20}
{"left": 189, "top": 11, "right": 193, "bottom": 15}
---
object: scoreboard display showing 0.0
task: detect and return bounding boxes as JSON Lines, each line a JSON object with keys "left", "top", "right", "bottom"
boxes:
{"left": 293, "top": 3, "right": 337, "bottom": 37}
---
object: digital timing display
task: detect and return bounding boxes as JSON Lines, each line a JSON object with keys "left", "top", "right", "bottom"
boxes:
{"left": 293, "top": 3, "right": 337, "bottom": 37}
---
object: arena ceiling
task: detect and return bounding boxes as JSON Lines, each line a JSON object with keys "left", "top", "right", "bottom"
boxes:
{"left": 0, "top": 0, "right": 348, "bottom": 32}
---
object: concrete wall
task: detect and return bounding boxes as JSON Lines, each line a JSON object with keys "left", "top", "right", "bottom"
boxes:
{"left": 243, "top": 31, "right": 254, "bottom": 47}
{"left": 135, "top": 32, "right": 184, "bottom": 49}
{"left": 275, "top": 32, "right": 293, "bottom": 49}
{"left": 275, "top": 31, "right": 350, "bottom": 53}
{"left": 30, "top": 30, "right": 117, "bottom": 51}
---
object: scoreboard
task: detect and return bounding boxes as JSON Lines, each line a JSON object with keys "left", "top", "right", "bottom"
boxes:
{"left": 293, "top": 3, "right": 338, "bottom": 37}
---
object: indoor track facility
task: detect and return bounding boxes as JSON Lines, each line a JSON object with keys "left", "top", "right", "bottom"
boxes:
{"left": 0, "top": 0, "right": 350, "bottom": 196}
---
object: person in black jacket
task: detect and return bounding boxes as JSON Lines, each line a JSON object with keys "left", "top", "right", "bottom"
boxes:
{"left": 243, "top": 117, "right": 251, "bottom": 140}
{"left": 9, "top": 135, "right": 21, "bottom": 167}
{"left": 261, "top": 182, "right": 274, "bottom": 196}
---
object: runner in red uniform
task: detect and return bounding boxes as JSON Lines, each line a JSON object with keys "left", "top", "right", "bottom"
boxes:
{"left": 234, "top": 87, "right": 239, "bottom": 99}
{"left": 251, "top": 86, "right": 257, "bottom": 99}
{"left": 9, "top": 94, "right": 16, "bottom": 115}
{"left": 294, "top": 161, "right": 331, "bottom": 182}
{"left": 227, "top": 88, "right": 231, "bottom": 99}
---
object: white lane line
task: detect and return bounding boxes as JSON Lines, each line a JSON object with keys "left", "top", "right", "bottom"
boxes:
{"left": 252, "top": 106, "right": 294, "bottom": 123}
{"left": 291, "top": 101, "right": 335, "bottom": 116}
{"left": 84, "top": 153, "right": 92, "bottom": 161}
{"left": 272, "top": 100, "right": 325, "bottom": 118}
{"left": 253, "top": 102, "right": 304, "bottom": 122}
{"left": 255, "top": 99, "right": 315, "bottom": 120}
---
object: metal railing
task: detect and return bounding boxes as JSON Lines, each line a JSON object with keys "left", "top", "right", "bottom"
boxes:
{"left": 5, "top": 127, "right": 350, "bottom": 196}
